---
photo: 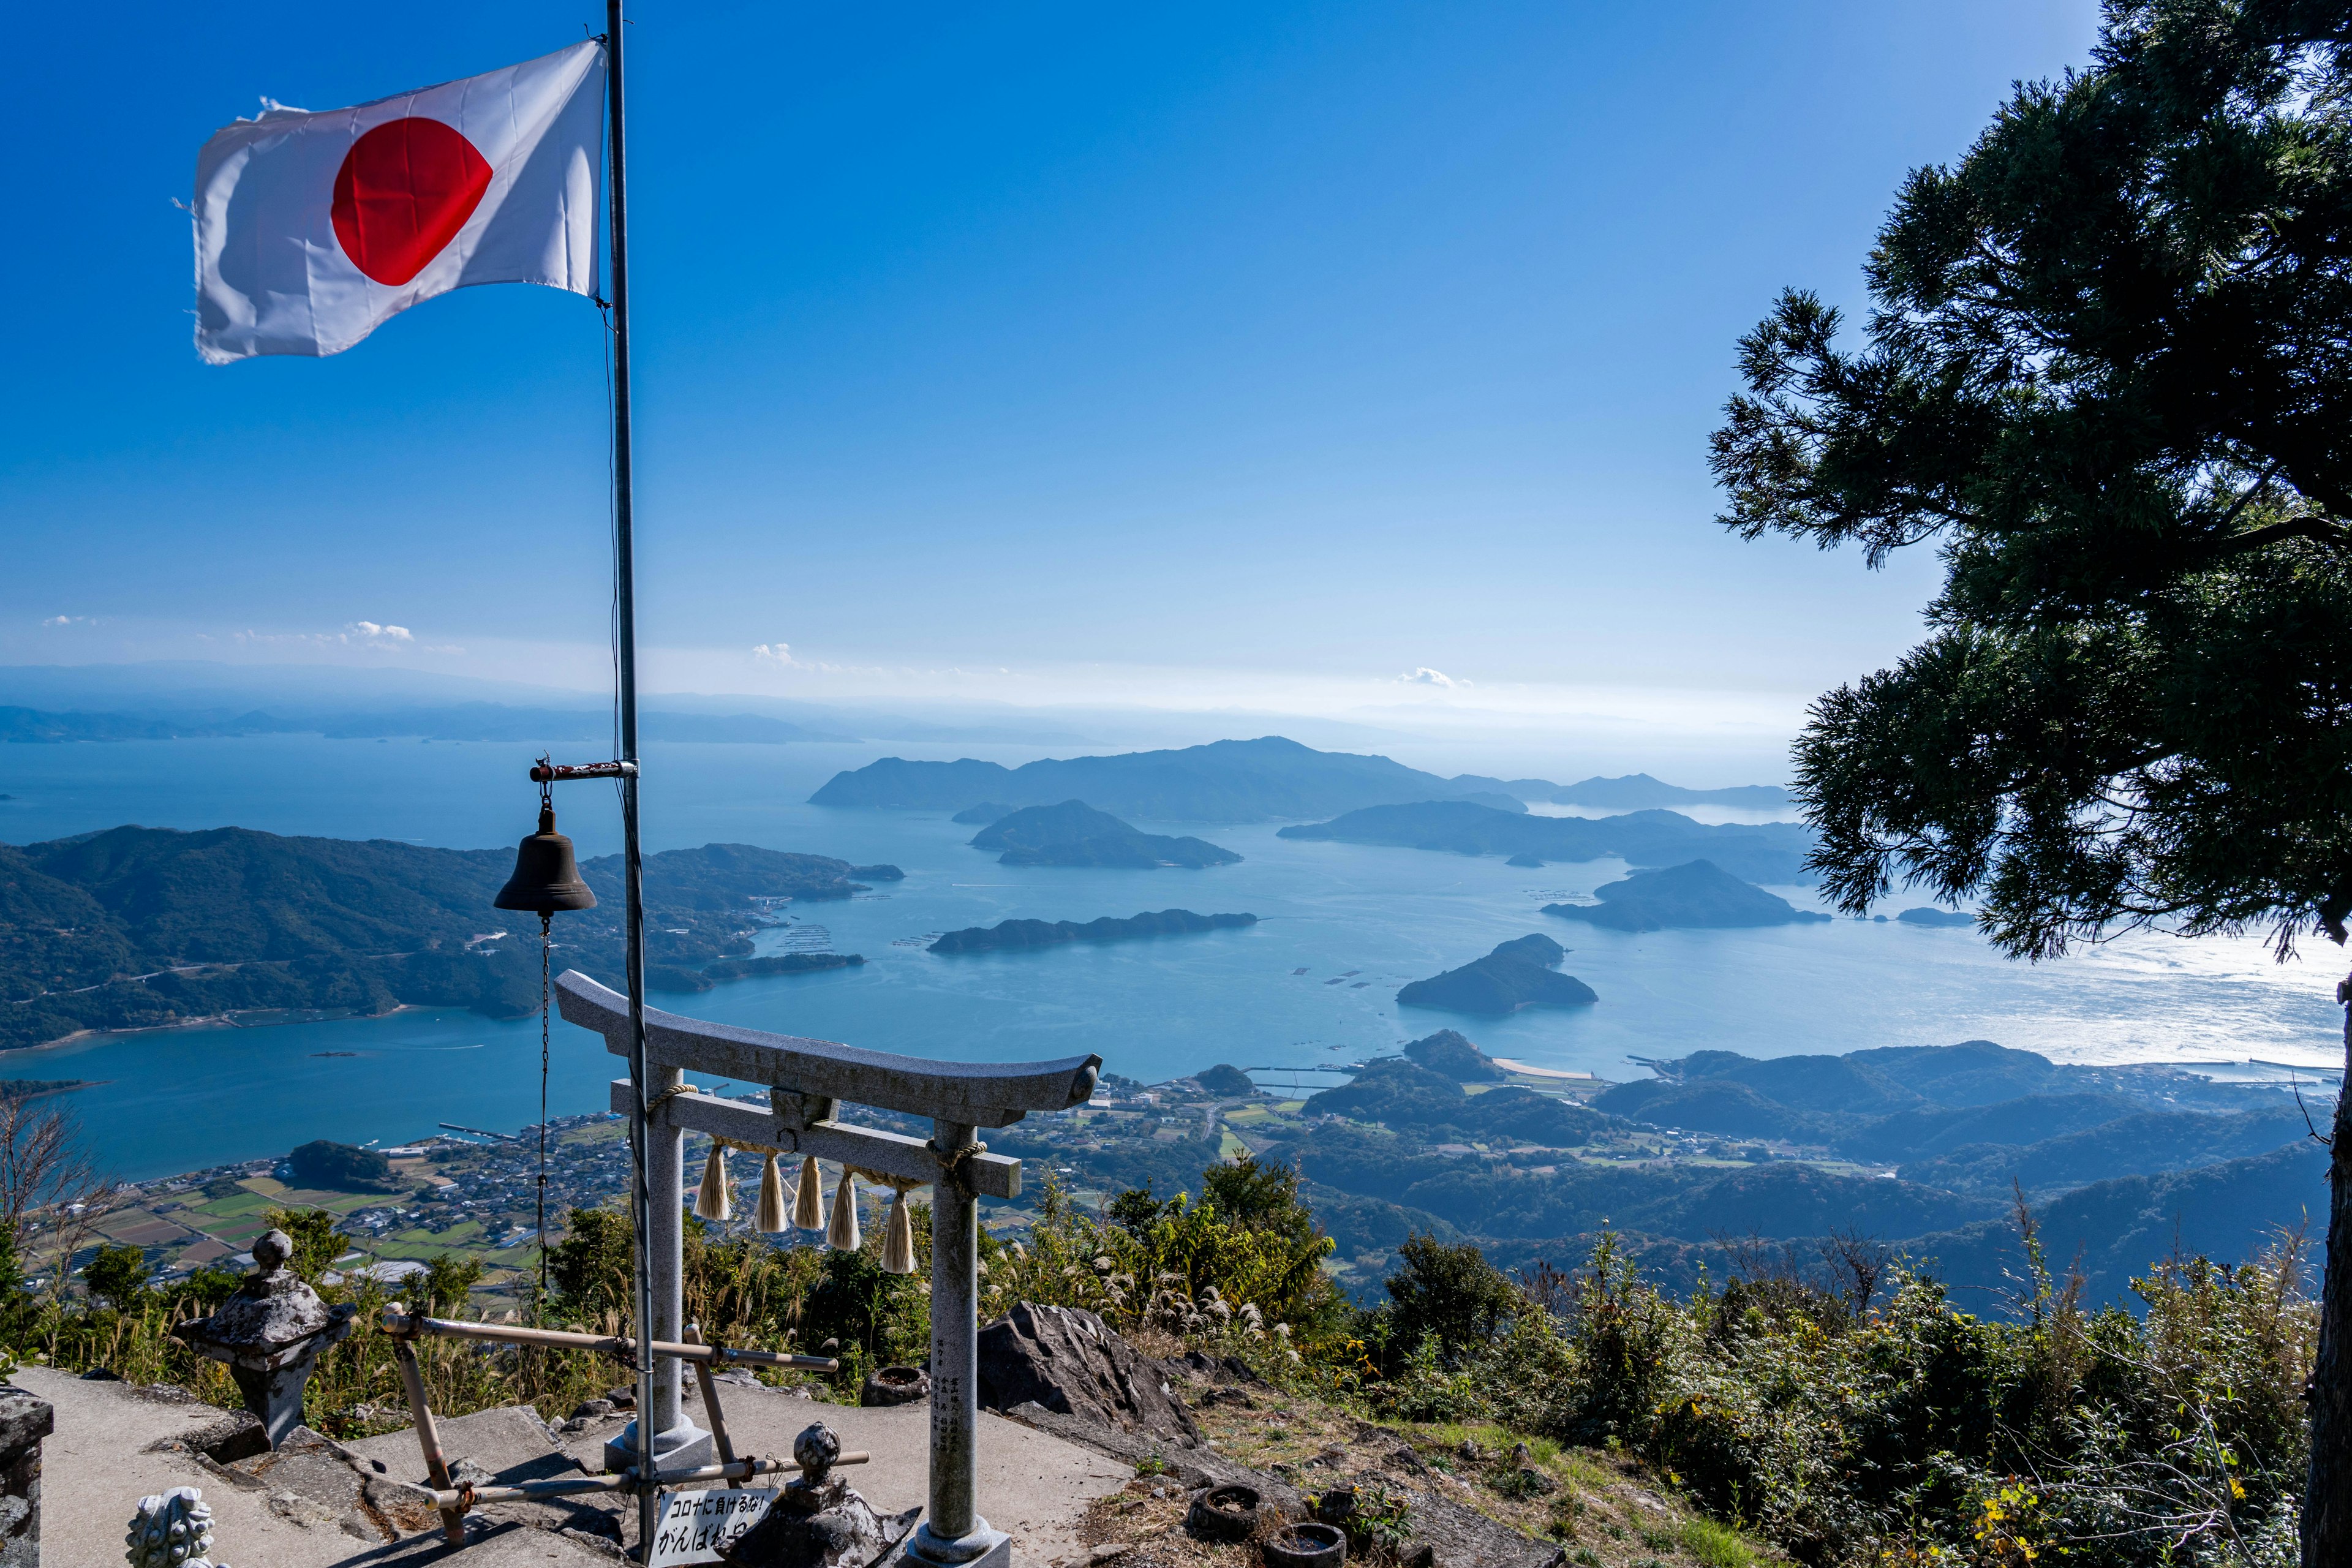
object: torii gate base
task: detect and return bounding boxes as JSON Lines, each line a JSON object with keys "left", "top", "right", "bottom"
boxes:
{"left": 556, "top": 971, "right": 1098, "bottom": 1568}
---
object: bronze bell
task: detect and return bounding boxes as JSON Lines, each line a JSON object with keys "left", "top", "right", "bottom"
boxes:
{"left": 495, "top": 803, "right": 597, "bottom": 915}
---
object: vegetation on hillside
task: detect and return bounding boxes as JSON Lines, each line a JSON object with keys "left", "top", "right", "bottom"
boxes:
{"left": 0, "top": 825, "right": 882, "bottom": 1047}
{"left": 12, "top": 1138, "right": 2318, "bottom": 1565}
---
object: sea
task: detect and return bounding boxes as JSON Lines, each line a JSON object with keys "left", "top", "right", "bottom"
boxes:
{"left": 0, "top": 734, "right": 2341, "bottom": 1182}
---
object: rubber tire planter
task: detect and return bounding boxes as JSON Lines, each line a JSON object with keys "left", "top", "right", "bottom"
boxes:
{"left": 1186, "top": 1485, "right": 1261, "bottom": 1542}
{"left": 1261, "top": 1523, "right": 1347, "bottom": 1568}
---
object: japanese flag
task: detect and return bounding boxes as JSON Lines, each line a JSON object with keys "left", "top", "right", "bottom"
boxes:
{"left": 193, "top": 42, "right": 605, "bottom": 364}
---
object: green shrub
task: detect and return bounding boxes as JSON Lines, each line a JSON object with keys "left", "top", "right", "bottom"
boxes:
{"left": 1676, "top": 1515, "right": 1756, "bottom": 1568}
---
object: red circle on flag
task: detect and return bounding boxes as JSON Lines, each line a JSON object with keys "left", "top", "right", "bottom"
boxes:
{"left": 330, "top": 118, "right": 493, "bottom": 287}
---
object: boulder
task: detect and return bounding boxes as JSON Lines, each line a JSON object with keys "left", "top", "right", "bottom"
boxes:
{"left": 976, "top": 1303, "right": 1200, "bottom": 1446}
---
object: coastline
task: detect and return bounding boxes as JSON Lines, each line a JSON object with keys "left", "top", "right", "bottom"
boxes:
{"left": 1492, "top": 1057, "right": 1595, "bottom": 1080}
{"left": 7, "top": 1003, "right": 429, "bottom": 1058}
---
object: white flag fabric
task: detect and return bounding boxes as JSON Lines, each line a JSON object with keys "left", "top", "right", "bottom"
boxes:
{"left": 194, "top": 42, "right": 605, "bottom": 364}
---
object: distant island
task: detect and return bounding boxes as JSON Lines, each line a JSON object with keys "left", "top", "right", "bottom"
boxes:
{"left": 1396, "top": 933, "right": 1597, "bottom": 1016}
{"left": 1537, "top": 773, "right": 1790, "bottom": 810}
{"left": 0, "top": 826, "right": 884, "bottom": 1049}
{"left": 970, "top": 801, "right": 1242, "bottom": 868}
{"left": 930, "top": 910, "right": 1257, "bottom": 954}
{"left": 1280, "top": 801, "right": 1814, "bottom": 884}
{"left": 1543, "top": 859, "right": 1833, "bottom": 932}
{"left": 951, "top": 802, "right": 1017, "bottom": 825}
{"left": 1896, "top": 907, "right": 1977, "bottom": 928}
{"left": 813, "top": 735, "right": 1788, "bottom": 823}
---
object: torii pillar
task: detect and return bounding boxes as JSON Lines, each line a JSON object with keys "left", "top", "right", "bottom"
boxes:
{"left": 558, "top": 971, "right": 1099, "bottom": 1568}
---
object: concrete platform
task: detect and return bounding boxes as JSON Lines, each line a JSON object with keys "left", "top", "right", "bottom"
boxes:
{"left": 15, "top": 1368, "right": 1127, "bottom": 1567}
{"left": 556, "top": 1379, "right": 1132, "bottom": 1565}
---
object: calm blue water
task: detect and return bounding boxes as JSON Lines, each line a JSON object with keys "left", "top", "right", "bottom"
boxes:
{"left": 1, "top": 736, "right": 2341, "bottom": 1181}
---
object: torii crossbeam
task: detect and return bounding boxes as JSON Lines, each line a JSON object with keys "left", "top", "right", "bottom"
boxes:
{"left": 557, "top": 970, "right": 1101, "bottom": 1568}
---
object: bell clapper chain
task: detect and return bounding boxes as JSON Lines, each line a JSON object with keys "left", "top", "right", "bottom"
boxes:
{"left": 537, "top": 910, "right": 552, "bottom": 1317}
{"left": 493, "top": 764, "right": 598, "bottom": 1326}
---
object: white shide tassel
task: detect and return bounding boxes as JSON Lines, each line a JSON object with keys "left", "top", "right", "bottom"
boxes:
{"left": 755, "top": 1153, "right": 788, "bottom": 1234}
{"left": 695, "top": 1142, "right": 731, "bottom": 1223}
{"left": 881, "top": 1185, "right": 916, "bottom": 1275}
{"left": 794, "top": 1156, "right": 825, "bottom": 1231}
{"left": 826, "top": 1168, "right": 861, "bottom": 1251}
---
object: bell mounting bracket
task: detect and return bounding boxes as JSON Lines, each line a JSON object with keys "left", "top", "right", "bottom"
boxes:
{"left": 530, "top": 755, "right": 639, "bottom": 784}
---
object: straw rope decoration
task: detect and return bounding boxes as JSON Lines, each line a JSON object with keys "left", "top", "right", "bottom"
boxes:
{"left": 825, "top": 1167, "right": 862, "bottom": 1251}
{"left": 880, "top": 1180, "right": 918, "bottom": 1275}
{"left": 793, "top": 1155, "right": 826, "bottom": 1231}
{"left": 754, "top": 1152, "right": 789, "bottom": 1233}
{"left": 693, "top": 1140, "right": 731, "bottom": 1224}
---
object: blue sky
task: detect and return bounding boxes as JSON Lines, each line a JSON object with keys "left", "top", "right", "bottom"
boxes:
{"left": 1, "top": 2, "right": 2101, "bottom": 770}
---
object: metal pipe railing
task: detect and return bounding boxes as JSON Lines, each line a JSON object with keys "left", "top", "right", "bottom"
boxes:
{"left": 423, "top": 1451, "right": 869, "bottom": 1509}
{"left": 379, "top": 1308, "right": 837, "bottom": 1372}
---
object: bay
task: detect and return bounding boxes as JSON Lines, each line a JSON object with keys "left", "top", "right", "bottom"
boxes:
{"left": 0, "top": 736, "right": 2339, "bottom": 1182}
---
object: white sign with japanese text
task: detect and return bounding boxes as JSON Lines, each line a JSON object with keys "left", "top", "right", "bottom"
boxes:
{"left": 647, "top": 1487, "right": 778, "bottom": 1567}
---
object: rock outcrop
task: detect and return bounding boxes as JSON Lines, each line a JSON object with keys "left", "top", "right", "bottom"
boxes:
{"left": 1402, "top": 1029, "right": 1506, "bottom": 1082}
{"left": 976, "top": 1303, "right": 1200, "bottom": 1446}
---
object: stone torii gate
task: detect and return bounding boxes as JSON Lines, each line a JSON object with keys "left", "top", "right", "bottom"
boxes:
{"left": 556, "top": 971, "right": 1100, "bottom": 1568}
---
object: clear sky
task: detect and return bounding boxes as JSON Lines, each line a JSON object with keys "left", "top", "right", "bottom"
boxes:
{"left": 1, "top": 2, "right": 2102, "bottom": 774}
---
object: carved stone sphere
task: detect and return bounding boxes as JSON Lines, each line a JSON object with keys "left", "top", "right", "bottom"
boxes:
{"left": 794, "top": 1420, "right": 841, "bottom": 1477}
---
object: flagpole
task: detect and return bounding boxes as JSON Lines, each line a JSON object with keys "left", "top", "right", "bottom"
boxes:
{"left": 603, "top": 0, "right": 659, "bottom": 1551}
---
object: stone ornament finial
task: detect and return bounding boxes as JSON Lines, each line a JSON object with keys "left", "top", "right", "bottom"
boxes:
{"left": 793, "top": 1420, "right": 842, "bottom": 1483}
{"left": 126, "top": 1487, "right": 222, "bottom": 1568}
{"left": 249, "top": 1229, "right": 292, "bottom": 1274}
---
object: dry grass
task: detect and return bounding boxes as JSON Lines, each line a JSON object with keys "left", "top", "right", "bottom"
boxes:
{"left": 1166, "top": 1386, "right": 1785, "bottom": 1568}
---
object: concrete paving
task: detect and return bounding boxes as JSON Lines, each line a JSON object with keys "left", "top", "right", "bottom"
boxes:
{"left": 15, "top": 1368, "right": 1129, "bottom": 1567}
{"left": 549, "top": 1378, "right": 1133, "bottom": 1566}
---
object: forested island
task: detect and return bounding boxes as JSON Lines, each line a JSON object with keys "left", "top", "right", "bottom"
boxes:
{"left": 1279, "top": 800, "right": 1813, "bottom": 883}
{"left": 0, "top": 826, "right": 889, "bottom": 1049}
{"left": 1896, "top": 906, "right": 1977, "bottom": 928}
{"left": 812, "top": 734, "right": 1789, "bottom": 822}
{"left": 968, "top": 801, "right": 1241, "bottom": 867}
{"left": 1395, "top": 933, "right": 1598, "bottom": 1015}
{"left": 1543, "top": 859, "right": 1832, "bottom": 931}
{"left": 929, "top": 909, "right": 1257, "bottom": 953}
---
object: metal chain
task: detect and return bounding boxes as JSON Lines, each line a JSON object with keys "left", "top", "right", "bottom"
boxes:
{"left": 538, "top": 913, "right": 551, "bottom": 1317}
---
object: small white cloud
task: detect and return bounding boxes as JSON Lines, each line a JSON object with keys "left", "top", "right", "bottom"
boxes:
{"left": 346, "top": 621, "right": 413, "bottom": 644}
{"left": 1400, "top": 666, "right": 1468, "bottom": 688}
{"left": 42, "top": 615, "right": 84, "bottom": 627}
{"left": 232, "top": 622, "right": 420, "bottom": 650}
{"left": 752, "top": 643, "right": 799, "bottom": 665}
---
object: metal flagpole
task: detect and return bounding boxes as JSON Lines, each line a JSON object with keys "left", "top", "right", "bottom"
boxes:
{"left": 603, "top": 0, "right": 660, "bottom": 1552}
